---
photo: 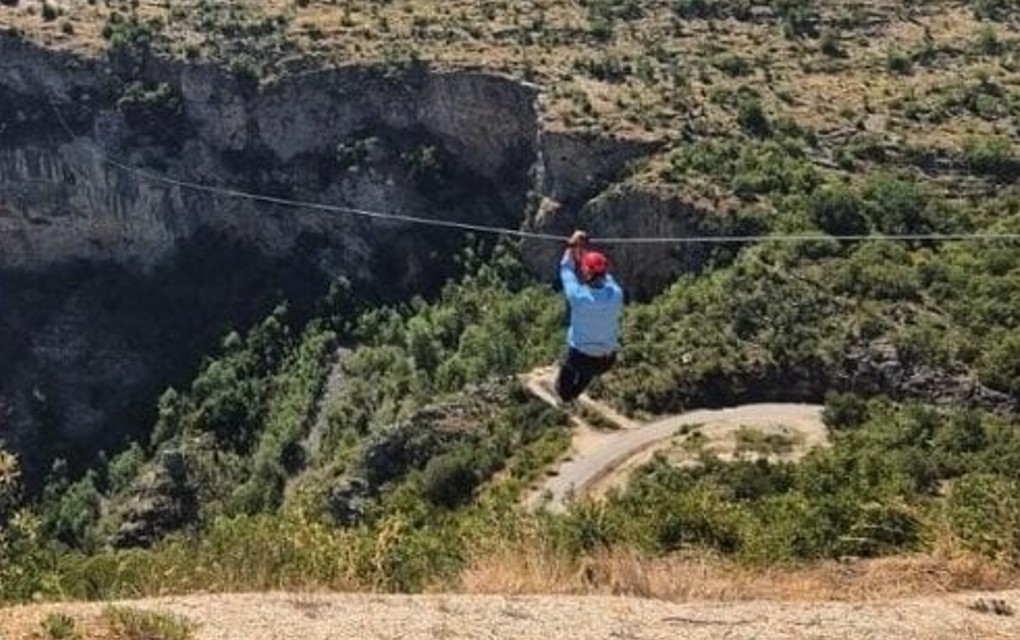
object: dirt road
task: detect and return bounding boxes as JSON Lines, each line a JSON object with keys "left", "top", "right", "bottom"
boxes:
{"left": 519, "top": 368, "right": 828, "bottom": 512}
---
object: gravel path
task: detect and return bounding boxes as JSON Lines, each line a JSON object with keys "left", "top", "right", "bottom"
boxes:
{"left": 520, "top": 368, "right": 827, "bottom": 512}
{"left": 534, "top": 404, "right": 826, "bottom": 512}
{"left": 4, "top": 591, "right": 1020, "bottom": 640}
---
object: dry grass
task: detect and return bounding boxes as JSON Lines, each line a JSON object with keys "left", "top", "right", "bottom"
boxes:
{"left": 459, "top": 541, "right": 1020, "bottom": 602}
{"left": 8, "top": 605, "right": 197, "bottom": 640}
{"left": 102, "top": 605, "right": 196, "bottom": 640}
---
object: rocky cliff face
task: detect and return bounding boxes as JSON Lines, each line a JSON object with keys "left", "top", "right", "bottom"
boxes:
{"left": 0, "top": 32, "right": 726, "bottom": 480}
{"left": 0, "top": 33, "right": 535, "bottom": 481}
{"left": 0, "top": 34, "right": 538, "bottom": 274}
{"left": 527, "top": 183, "right": 757, "bottom": 299}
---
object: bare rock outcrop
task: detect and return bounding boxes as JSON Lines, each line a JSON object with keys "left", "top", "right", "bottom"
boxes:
{"left": 109, "top": 448, "right": 197, "bottom": 548}
{"left": 527, "top": 183, "right": 755, "bottom": 298}
{"left": 839, "top": 339, "right": 1016, "bottom": 413}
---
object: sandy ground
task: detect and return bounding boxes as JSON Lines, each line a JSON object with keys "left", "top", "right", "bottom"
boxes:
{"left": 4, "top": 591, "right": 1020, "bottom": 640}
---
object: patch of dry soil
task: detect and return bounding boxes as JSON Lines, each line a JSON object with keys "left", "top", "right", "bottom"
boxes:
{"left": 4, "top": 591, "right": 1020, "bottom": 640}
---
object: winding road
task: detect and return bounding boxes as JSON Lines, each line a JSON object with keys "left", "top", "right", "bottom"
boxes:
{"left": 520, "top": 368, "right": 828, "bottom": 512}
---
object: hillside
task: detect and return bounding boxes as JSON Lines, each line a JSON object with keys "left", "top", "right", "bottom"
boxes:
{"left": 3, "top": 0, "right": 1020, "bottom": 618}
{"left": 6, "top": 0, "right": 1020, "bottom": 193}
{"left": 5, "top": 0, "right": 1019, "bottom": 144}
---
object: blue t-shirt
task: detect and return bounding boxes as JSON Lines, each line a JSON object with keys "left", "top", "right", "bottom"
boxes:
{"left": 560, "top": 256, "right": 624, "bottom": 356}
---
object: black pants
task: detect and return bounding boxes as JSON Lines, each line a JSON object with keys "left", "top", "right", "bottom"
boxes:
{"left": 555, "top": 348, "right": 617, "bottom": 403}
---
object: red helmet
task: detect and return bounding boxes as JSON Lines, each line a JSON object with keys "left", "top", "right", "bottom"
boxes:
{"left": 581, "top": 251, "right": 609, "bottom": 276}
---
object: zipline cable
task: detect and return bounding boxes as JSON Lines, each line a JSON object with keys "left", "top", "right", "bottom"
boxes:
{"left": 42, "top": 92, "right": 1020, "bottom": 246}
{"left": 45, "top": 92, "right": 568, "bottom": 241}
{"left": 100, "top": 155, "right": 569, "bottom": 241}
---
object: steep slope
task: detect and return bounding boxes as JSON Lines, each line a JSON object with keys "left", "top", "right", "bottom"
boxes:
{"left": 0, "top": 27, "right": 726, "bottom": 480}
{"left": 5, "top": 0, "right": 1016, "bottom": 479}
{"left": 0, "top": 33, "right": 546, "bottom": 480}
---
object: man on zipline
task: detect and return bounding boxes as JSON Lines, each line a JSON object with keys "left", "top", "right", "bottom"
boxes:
{"left": 555, "top": 230, "right": 624, "bottom": 403}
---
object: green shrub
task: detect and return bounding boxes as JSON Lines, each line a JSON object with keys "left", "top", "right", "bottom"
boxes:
{"left": 977, "top": 330, "right": 1020, "bottom": 395}
{"left": 849, "top": 501, "right": 921, "bottom": 556}
{"left": 105, "top": 442, "right": 146, "bottom": 495}
{"left": 588, "top": 14, "right": 613, "bottom": 42}
{"left": 647, "top": 486, "right": 747, "bottom": 553}
{"left": 809, "top": 184, "right": 869, "bottom": 237}
{"left": 102, "top": 12, "right": 157, "bottom": 48}
{"left": 773, "top": 0, "right": 818, "bottom": 38}
{"left": 41, "top": 613, "right": 78, "bottom": 640}
{"left": 819, "top": 30, "right": 844, "bottom": 57}
{"left": 664, "top": 138, "right": 817, "bottom": 198}
{"left": 713, "top": 54, "right": 752, "bottom": 77}
{"left": 0, "top": 506, "right": 50, "bottom": 602}
{"left": 673, "top": 0, "right": 751, "bottom": 20}
{"left": 422, "top": 447, "right": 491, "bottom": 509}
{"left": 932, "top": 412, "right": 989, "bottom": 478}
{"left": 0, "top": 446, "right": 22, "bottom": 522}
{"left": 886, "top": 50, "right": 913, "bottom": 75}
{"left": 964, "top": 136, "right": 1020, "bottom": 182}
{"left": 102, "top": 606, "right": 196, "bottom": 640}
{"left": 402, "top": 144, "right": 445, "bottom": 191}
{"left": 975, "top": 26, "right": 1002, "bottom": 56}
{"left": 42, "top": 467, "right": 102, "bottom": 551}
{"left": 554, "top": 501, "right": 630, "bottom": 553}
{"left": 970, "top": 0, "right": 1013, "bottom": 20}
{"left": 737, "top": 99, "right": 771, "bottom": 137}
{"left": 945, "top": 473, "right": 1020, "bottom": 559}
{"left": 860, "top": 172, "right": 936, "bottom": 236}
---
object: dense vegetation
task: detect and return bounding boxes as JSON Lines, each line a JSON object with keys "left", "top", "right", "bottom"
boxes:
{"left": 577, "top": 399, "right": 1020, "bottom": 563}
{"left": 614, "top": 138, "right": 1020, "bottom": 414}
{"left": 3, "top": 0, "right": 1020, "bottom": 604}
{"left": 6, "top": 201, "right": 1020, "bottom": 598}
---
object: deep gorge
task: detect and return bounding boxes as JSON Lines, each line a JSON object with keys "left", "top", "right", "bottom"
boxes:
{"left": 0, "top": 31, "right": 731, "bottom": 482}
